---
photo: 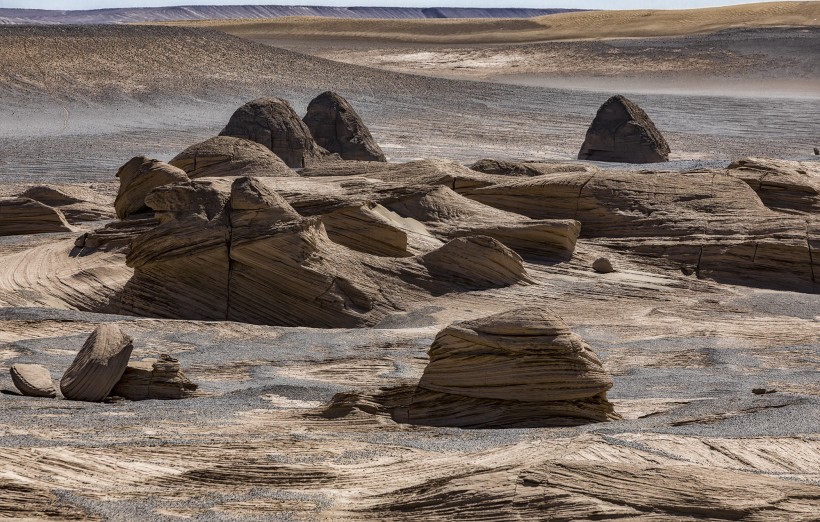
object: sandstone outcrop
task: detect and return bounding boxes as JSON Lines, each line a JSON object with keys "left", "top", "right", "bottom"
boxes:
{"left": 470, "top": 159, "right": 596, "bottom": 177}
{"left": 220, "top": 97, "right": 334, "bottom": 168}
{"left": 169, "top": 136, "right": 295, "bottom": 178}
{"left": 421, "top": 236, "right": 532, "bottom": 288}
{"left": 727, "top": 157, "right": 820, "bottom": 214}
{"left": 394, "top": 307, "right": 617, "bottom": 427}
{"left": 302, "top": 91, "right": 386, "bottom": 162}
{"left": 60, "top": 325, "right": 134, "bottom": 402}
{"left": 110, "top": 354, "right": 197, "bottom": 400}
{"left": 0, "top": 197, "right": 74, "bottom": 235}
{"left": 578, "top": 95, "right": 670, "bottom": 163}
{"left": 18, "top": 186, "right": 114, "bottom": 223}
{"left": 9, "top": 364, "right": 56, "bottom": 398}
{"left": 114, "top": 156, "right": 189, "bottom": 219}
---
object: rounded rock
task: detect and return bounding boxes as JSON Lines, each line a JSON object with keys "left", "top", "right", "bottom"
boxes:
{"left": 592, "top": 257, "right": 615, "bottom": 273}
{"left": 10, "top": 364, "right": 57, "bottom": 398}
{"left": 60, "top": 325, "right": 134, "bottom": 402}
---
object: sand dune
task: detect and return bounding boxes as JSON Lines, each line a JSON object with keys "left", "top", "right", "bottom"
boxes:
{"left": 167, "top": 1, "right": 820, "bottom": 44}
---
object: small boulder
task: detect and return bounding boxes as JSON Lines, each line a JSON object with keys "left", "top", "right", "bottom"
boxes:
{"left": 422, "top": 236, "right": 532, "bottom": 287}
{"left": 220, "top": 97, "right": 334, "bottom": 168}
{"left": 592, "top": 257, "right": 615, "bottom": 273}
{"left": 110, "top": 354, "right": 198, "bottom": 400}
{"left": 114, "top": 156, "right": 189, "bottom": 219}
{"left": 10, "top": 364, "right": 56, "bottom": 398}
{"left": 60, "top": 325, "right": 134, "bottom": 402}
{"left": 303, "top": 91, "right": 386, "bottom": 162}
{"left": 169, "top": 136, "right": 295, "bottom": 178}
{"left": 578, "top": 95, "right": 670, "bottom": 164}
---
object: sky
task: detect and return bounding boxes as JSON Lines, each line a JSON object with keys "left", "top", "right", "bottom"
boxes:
{"left": 0, "top": 0, "right": 806, "bottom": 10}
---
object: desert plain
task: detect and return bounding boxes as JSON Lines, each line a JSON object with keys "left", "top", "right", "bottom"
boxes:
{"left": 0, "top": 1, "right": 819, "bottom": 520}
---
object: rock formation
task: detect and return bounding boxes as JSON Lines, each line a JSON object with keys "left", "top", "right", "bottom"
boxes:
{"left": 9, "top": 364, "right": 56, "bottom": 398}
{"left": 18, "top": 186, "right": 114, "bottom": 223}
{"left": 578, "top": 95, "right": 670, "bottom": 163}
{"left": 169, "top": 136, "right": 296, "bottom": 178}
{"left": 470, "top": 159, "right": 596, "bottom": 177}
{"left": 114, "top": 156, "right": 189, "bottom": 219}
{"left": 392, "top": 307, "right": 617, "bottom": 427}
{"left": 421, "top": 236, "right": 532, "bottom": 287}
{"left": 0, "top": 197, "right": 74, "bottom": 235}
{"left": 727, "top": 157, "right": 820, "bottom": 214}
{"left": 593, "top": 258, "right": 615, "bottom": 273}
{"left": 110, "top": 354, "right": 198, "bottom": 400}
{"left": 220, "top": 97, "right": 335, "bottom": 168}
{"left": 302, "top": 91, "right": 386, "bottom": 162}
{"left": 60, "top": 325, "right": 134, "bottom": 402}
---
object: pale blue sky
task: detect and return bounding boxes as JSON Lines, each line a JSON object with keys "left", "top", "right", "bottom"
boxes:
{"left": 0, "top": 1, "right": 805, "bottom": 11}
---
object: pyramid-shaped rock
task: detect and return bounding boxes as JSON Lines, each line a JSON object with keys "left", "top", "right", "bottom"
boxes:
{"left": 303, "top": 91, "right": 386, "bottom": 162}
{"left": 220, "top": 97, "right": 334, "bottom": 168}
{"left": 578, "top": 95, "right": 670, "bottom": 164}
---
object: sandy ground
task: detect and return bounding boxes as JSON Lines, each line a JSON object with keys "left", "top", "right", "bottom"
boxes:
{"left": 1, "top": 9, "right": 820, "bottom": 520}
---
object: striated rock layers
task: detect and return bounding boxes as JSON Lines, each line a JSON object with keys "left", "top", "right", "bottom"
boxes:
{"left": 0, "top": 197, "right": 74, "bottom": 235}
{"left": 10, "top": 364, "right": 56, "bottom": 398}
{"left": 220, "top": 97, "right": 334, "bottom": 168}
{"left": 394, "top": 307, "right": 617, "bottom": 428}
{"left": 119, "top": 176, "right": 531, "bottom": 327}
{"left": 727, "top": 157, "right": 820, "bottom": 214}
{"left": 114, "top": 156, "right": 189, "bottom": 219}
{"left": 18, "top": 186, "right": 114, "bottom": 223}
{"left": 110, "top": 354, "right": 198, "bottom": 400}
{"left": 170, "top": 136, "right": 295, "bottom": 179}
{"left": 578, "top": 95, "right": 670, "bottom": 164}
{"left": 60, "top": 325, "right": 134, "bottom": 402}
{"left": 303, "top": 91, "right": 386, "bottom": 162}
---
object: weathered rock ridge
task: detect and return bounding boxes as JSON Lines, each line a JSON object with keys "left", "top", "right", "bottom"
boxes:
{"left": 170, "top": 136, "right": 295, "bottom": 179}
{"left": 114, "top": 156, "right": 189, "bottom": 219}
{"left": 578, "top": 95, "right": 670, "bottom": 164}
{"left": 0, "top": 197, "right": 74, "bottom": 235}
{"left": 303, "top": 91, "right": 386, "bottom": 162}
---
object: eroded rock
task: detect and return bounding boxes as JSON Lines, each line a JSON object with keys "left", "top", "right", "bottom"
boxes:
{"left": 170, "top": 136, "right": 295, "bottom": 178}
{"left": 114, "top": 156, "right": 189, "bottom": 219}
{"left": 727, "top": 157, "right": 820, "bottom": 214}
{"left": 303, "top": 91, "right": 386, "bottom": 162}
{"left": 421, "top": 236, "right": 532, "bottom": 288}
{"left": 593, "top": 258, "right": 615, "bottom": 273}
{"left": 0, "top": 197, "right": 74, "bottom": 236}
{"left": 60, "top": 325, "right": 134, "bottom": 402}
{"left": 10, "top": 364, "right": 56, "bottom": 398}
{"left": 110, "top": 354, "right": 198, "bottom": 400}
{"left": 578, "top": 95, "right": 670, "bottom": 163}
{"left": 220, "top": 97, "right": 334, "bottom": 168}
{"left": 18, "top": 186, "right": 114, "bottom": 223}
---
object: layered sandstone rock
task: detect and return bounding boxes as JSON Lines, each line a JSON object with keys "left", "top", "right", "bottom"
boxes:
{"left": 578, "top": 95, "right": 670, "bottom": 163}
{"left": 10, "top": 364, "right": 56, "bottom": 398}
{"left": 110, "top": 354, "right": 197, "bottom": 400}
{"left": 421, "top": 236, "right": 532, "bottom": 288}
{"left": 60, "top": 325, "right": 134, "bottom": 402}
{"left": 114, "top": 156, "right": 189, "bottom": 219}
{"left": 470, "top": 159, "right": 596, "bottom": 177}
{"left": 302, "top": 91, "right": 386, "bottom": 162}
{"left": 0, "top": 197, "right": 74, "bottom": 235}
{"left": 727, "top": 157, "right": 820, "bottom": 214}
{"left": 220, "top": 97, "right": 334, "bottom": 168}
{"left": 169, "top": 136, "right": 295, "bottom": 178}
{"left": 18, "top": 186, "right": 114, "bottom": 223}
{"left": 394, "top": 307, "right": 617, "bottom": 427}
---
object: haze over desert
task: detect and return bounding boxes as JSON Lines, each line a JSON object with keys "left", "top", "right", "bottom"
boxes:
{"left": 0, "top": 1, "right": 819, "bottom": 520}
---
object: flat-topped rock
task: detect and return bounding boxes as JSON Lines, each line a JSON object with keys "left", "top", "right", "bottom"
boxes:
{"left": 578, "top": 95, "right": 670, "bottom": 164}
{"left": 110, "top": 354, "right": 198, "bottom": 400}
{"left": 114, "top": 156, "right": 189, "bottom": 219}
{"left": 60, "top": 325, "right": 134, "bottom": 402}
{"left": 10, "top": 364, "right": 56, "bottom": 398}
{"left": 303, "top": 91, "right": 386, "bottom": 162}
{"left": 220, "top": 97, "right": 335, "bottom": 168}
{"left": 170, "top": 136, "right": 296, "bottom": 179}
{"left": 0, "top": 197, "right": 74, "bottom": 236}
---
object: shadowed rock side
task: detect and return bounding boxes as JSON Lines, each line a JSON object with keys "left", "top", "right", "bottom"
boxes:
{"left": 114, "top": 156, "right": 189, "bottom": 219}
{"left": 578, "top": 95, "right": 670, "bottom": 164}
{"left": 470, "top": 158, "right": 597, "bottom": 177}
{"left": 119, "top": 176, "right": 531, "bottom": 327}
{"left": 303, "top": 91, "right": 386, "bottom": 162}
{"left": 110, "top": 355, "right": 198, "bottom": 400}
{"left": 728, "top": 157, "right": 820, "bottom": 214}
{"left": 9, "top": 364, "right": 56, "bottom": 398}
{"left": 0, "top": 197, "right": 74, "bottom": 235}
{"left": 18, "top": 185, "right": 114, "bottom": 223}
{"left": 463, "top": 169, "right": 819, "bottom": 291}
{"left": 220, "top": 97, "right": 335, "bottom": 168}
{"left": 169, "top": 136, "right": 296, "bottom": 179}
{"left": 60, "top": 325, "right": 134, "bottom": 402}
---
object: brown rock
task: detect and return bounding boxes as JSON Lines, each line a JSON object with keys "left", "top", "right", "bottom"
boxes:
{"left": 421, "top": 236, "right": 532, "bottom": 287}
{"left": 593, "top": 257, "right": 615, "bottom": 273}
{"left": 398, "top": 307, "right": 617, "bottom": 427}
{"left": 60, "top": 324, "right": 134, "bottom": 402}
{"left": 727, "top": 157, "right": 820, "bottom": 214}
{"left": 18, "top": 185, "right": 114, "bottom": 223}
{"left": 0, "top": 197, "right": 74, "bottom": 236}
{"left": 169, "top": 136, "right": 295, "bottom": 178}
{"left": 114, "top": 156, "right": 189, "bottom": 219}
{"left": 302, "top": 91, "right": 386, "bottom": 162}
{"left": 220, "top": 97, "right": 335, "bottom": 168}
{"left": 578, "top": 95, "right": 670, "bottom": 163}
{"left": 10, "top": 364, "right": 56, "bottom": 398}
{"left": 110, "top": 354, "right": 197, "bottom": 400}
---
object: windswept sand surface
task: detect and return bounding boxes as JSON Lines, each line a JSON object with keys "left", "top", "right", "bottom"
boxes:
{"left": 1, "top": 8, "right": 820, "bottom": 520}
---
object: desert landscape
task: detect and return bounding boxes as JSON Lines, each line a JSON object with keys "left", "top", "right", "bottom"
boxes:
{"left": 0, "top": 1, "right": 819, "bottom": 520}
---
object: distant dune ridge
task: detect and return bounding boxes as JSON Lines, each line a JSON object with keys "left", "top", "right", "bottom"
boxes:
{"left": 0, "top": 6, "right": 582, "bottom": 25}
{"left": 167, "top": 1, "right": 820, "bottom": 44}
